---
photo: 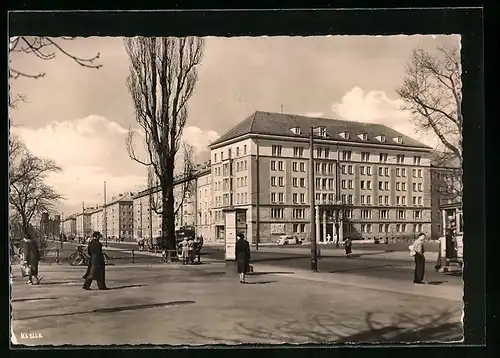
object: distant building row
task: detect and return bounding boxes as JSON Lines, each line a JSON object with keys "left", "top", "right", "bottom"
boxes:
{"left": 61, "top": 111, "right": 462, "bottom": 243}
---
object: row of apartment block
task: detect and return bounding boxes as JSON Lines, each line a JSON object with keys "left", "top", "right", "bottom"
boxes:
{"left": 61, "top": 111, "right": 461, "bottom": 243}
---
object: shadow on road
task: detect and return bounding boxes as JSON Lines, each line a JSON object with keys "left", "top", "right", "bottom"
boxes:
{"left": 108, "top": 284, "right": 147, "bottom": 290}
{"left": 185, "top": 308, "right": 463, "bottom": 344}
{"left": 11, "top": 297, "right": 58, "bottom": 303}
{"left": 253, "top": 256, "right": 310, "bottom": 263}
{"left": 243, "top": 281, "right": 277, "bottom": 285}
{"left": 426, "top": 281, "right": 447, "bottom": 286}
{"left": 249, "top": 272, "right": 294, "bottom": 276}
{"left": 15, "top": 300, "right": 196, "bottom": 321}
{"left": 329, "top": 264, "right": 397, "bottom": 273}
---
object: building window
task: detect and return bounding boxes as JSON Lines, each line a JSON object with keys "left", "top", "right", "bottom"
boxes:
{"left": 292, "top": 162, "right": 298, "bottom": 172}
{"left": 396, "top": 196, "right": 401, "bottom": 206}
{"left": 342, "top": 151, "right": 352, "bottom": 161}
{"left": 418, "top": 197, "right": 423, "bottom": 206}
{"left": 414, "top": 210, "right": 422, "bottom": 220}
{"left": 271, "top": 161, "right": 276, "bottom": 171}
{"left": 412, "top": 169, "right": 417, "bottom": 178}
{"left": 396, "top": 168, "right": 400, "bottom": 177}
{"left": 367, "top": 166, "right": 372, "bottom": 175}
{"left": 360, "top": 180, "right": 365, "bottom": 190}
{"left": 367, "top": 195, "right": 372, "bottom": 205}
{"left": 361, "top": 209, "right": 371, "bottom": 219}
{"left": 318, "top": 127, "right": 327, "bottom": 137}
{"left": 293, "top": 224, "right": 306, "bottom": 233}
{"left": 402, "top": 182, "right": 406, "bottom": 191}
{"left": 299, "top": 162, "right": 305, "bottom": 172}
{"left": 379, "top": 181, "right": 384, "bottom": 190}
{"left": 300, "top": 178, "right": 305, "bottom": 187}
{"left": 361, "top": 152, "right": 370, "bottom": 162}
{"left": 379, "top": 210, "right": 389, "bottom": 219}
{"left": 361, "top": 224, "right": 372, "bottom": 233}
{"left": 272, "top": 145, "right": 282, "bottom": 157}
{"left": 384, "top": 196, "right": 389, "bottom": 205}
{"left": 367, "top": 181, "right": 372, "bottom": 190}
{"left": 300, "top": 193, "right": 305, "bottom": 203}
{"left": 292, "top": 178, "right": 298, "bottom": 187}
{"left": 236, "top": 147, "right": 240, "bottom": 157}
{"left": 341, "top": 165, "right": 346, "bottom": 174}
{"left": 293, "top": 193, "right": 298, "bottom": 203}
{"left": 360, "top": 166, "right": 365, "bottom": 175}
{"left": 348, "top": 195, "right": 353, "bottom": 204}
{"left": 244, "top": 145, "right": 247, "bottom": 155}
{"left": 271, "top": 208, "right": 284, "bottom": 219}
{"left": 396, "top": 155, "right": 405, "bottom": 164}
{"left": 379, "top": 167, "right": 384, "bottom": 176}
{"left": 293, "top": 147, "right": 304, "bottom": 157}
{"left": 402, "top": 168, "right": 406, "bottom": 177}
{"left": 360, "top": 195, "right": 365, "bottom": 205}
{"left": 384, "top": 181, "right": 389, "bottom": 191}
{"left": 278, "top": 177, "right": 284, "bottom": 187}
{"left": 401, "top": 196, "right": 406, "bottom": 206}
{"left": 413, "top": 156, "right": 421, "bottom": 165}
{"left": 324, "top": 148, "right": 330, "bottom": 158}
{"left": 348, "top": 180, "right": 353, "bottom": 189}
{"left": 293, "top": 209, "right": 305, "bottom": 219}
{"left": 341, "top": 180, "right": 347, "bottom": 189}
{"left": 271, "top": 177, "right": 277, "bottom": 187}
{"left": 278, "top": 193, "right": 284, "bottom": 203}
{"left": 384, "top": 167, "right": 389, "bottom": 176}
{"left": 278, "top": 161, "right": 284, "bottom": 171}
{"left": 348, "top": 165, "right": 353, "bottom": 175}
{"left": 396, "top": 182, "right": 400, "bottom": 191}
{"left": 316, "top": 148, "right": 323, "bottom": 158}
{"left": 361, "top": 133, "right": 368, "bottom": 141}
{"left": 397, "top": 210, "right": 406, "bottom": 220}
{"left": 341, "top": 194, "right": 346, "bottom": 203}
{"left": 379, "top": 153, "right": 388, "bottom": 163}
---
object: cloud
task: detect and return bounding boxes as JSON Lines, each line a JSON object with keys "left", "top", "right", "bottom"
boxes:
{"left": 331, "top": 87, "right": 440, "bottom": 147}
{"left": 12, "top": 115, "right": 217, "bottom": 215}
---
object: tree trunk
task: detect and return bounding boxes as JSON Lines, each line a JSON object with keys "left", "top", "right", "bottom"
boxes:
{"left": 161, "top": 157, "right": 176, "bottom": 250}
{"left": 21, "top": 215, "right": 31, "bottom": 240}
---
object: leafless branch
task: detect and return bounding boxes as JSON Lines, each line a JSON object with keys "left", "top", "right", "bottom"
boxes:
{"left": 9, "top": 36, "right": 102, "bottom": 80}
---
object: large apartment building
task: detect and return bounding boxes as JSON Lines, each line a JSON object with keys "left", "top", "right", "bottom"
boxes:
{"left": 208, "top": 111, "right": 434, "bottom": 244}
{"left": 132, "top": 175, "right": 198, "bottom": 242}
{"left": 104, "top": 193, "right": 134, "bottom": 241}
{"left": 195, "top": 166, "right": 213, "bottom": 240}
{"left": 62, "top": 215, "right": 77, "bottom": 239}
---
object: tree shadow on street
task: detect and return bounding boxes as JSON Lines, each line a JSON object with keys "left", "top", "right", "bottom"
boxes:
{"left": 329, "top": 264, "right": 397, "bottom": 273}
{"left": 12, "top": 297, "right": 58, "bottom": 303}
{"left": 249, "top": 272, "right": 293, "bottom": 276}
{"left": 107, "top": 284, "right": 146, "bottom": 290}
{"left": 14, "top": 300, "right": 196, "bottom": 321}
{"left": 243, "top": 281, "right": 277, "bottom": 285}
{"left": 184, "top": 307, "right": 463, "bottom": 345}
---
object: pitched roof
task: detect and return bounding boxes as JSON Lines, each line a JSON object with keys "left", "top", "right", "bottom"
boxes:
{"left": 209, "top": 111, "right": 431, "bottom": 149}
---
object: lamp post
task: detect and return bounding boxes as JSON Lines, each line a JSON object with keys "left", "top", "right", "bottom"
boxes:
{"left": 333, "top": 200, "right": 343, "bottom": 247}
{"left": 309, "top": 127, "right": 318, "bottom": 271}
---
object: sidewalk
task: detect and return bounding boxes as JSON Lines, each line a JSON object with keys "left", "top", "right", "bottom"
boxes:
{"left": 11, "top": 262, "right": 463, "bottom": 346}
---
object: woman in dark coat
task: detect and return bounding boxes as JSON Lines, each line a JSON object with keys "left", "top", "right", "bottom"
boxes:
{"left": 82, "top": 231, "right": 108, "bottom": 290}
{"left": 22, "top": 237, "right": 42, "bottom": 285}
{"left": 235, "top": 233, "right": 251, "bottom": 283}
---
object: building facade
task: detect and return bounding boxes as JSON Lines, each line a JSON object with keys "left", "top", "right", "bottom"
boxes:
{"left": 62, "top": 216, "right": 77, "bottom": 238}
{"left": 104, "top": 193, "right": 134, "bottom": 241}
{"left": 195, "top": 166, "right": 213, "bottom": 240}
{"left": 75, "top": 212, "right": 92, "bottom": 238}
{"left": 89, "top": 207, "right": 104, "bottom": 234}
{"left": 208, "top": 111, "right": 434, "bottom": 244}
{"left": 39, "top": 212, "right": 61, "bottom": 238}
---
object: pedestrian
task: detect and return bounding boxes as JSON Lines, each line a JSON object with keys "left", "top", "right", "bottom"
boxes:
{"left": 410, "top": 233, "right": 426, "bottom": 284}
{"left": 188, "top": 238, "right": 195, "bottom": 264}
{"left": 343, "top": 237, "right": 352, "bottom": 258}
{"left": 21, "top": 237, "right": 42, "bottom": 285}
{"left": 181, "top": 238, "right": 189, "bottom": 265}
{"left": 82, "top": 231, "right": 108, "bottom": 290}
{"left": 235, "top": 232, "right": 251, "bottom": 283}
{"left": 326, "top": 233, "right": 331, "bottom": 244}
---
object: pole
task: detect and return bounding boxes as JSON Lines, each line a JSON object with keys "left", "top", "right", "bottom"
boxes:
{"left": 309, "top": 127, "right": 318, "bottom": 271}
{"left": 104, "top": 181, "right": 107, "bottom": 247}
{"left": 255, "top": 140, "right": 260, "bottom": 251}
{"left": 82, "top": 201, "right": 85, "bottom": 242}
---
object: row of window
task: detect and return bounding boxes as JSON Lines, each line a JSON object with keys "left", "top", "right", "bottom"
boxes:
{"left": 274, "top": 145, "right": 422, "bottom": 165}
{"left": 271, "top": 207, "right": 424, "bottom": 220}
{"left": 213, "top": 145, "right": 248, "bottom": 163}
{"left": 291, "top": 223, "right": 424, "bottom": 234}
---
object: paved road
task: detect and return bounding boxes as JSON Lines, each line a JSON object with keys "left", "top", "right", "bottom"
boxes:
{"left": 45, "top": 241, "right": 458, "bottom": 287}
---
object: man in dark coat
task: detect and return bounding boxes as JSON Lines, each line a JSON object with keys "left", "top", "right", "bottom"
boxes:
{"left": 235, "top": 233, "right": 251, "bottom": 283}
{"left": 22, "top": 237, "right": 42, "bottom": 285}
{"left": 82, "top": 231, "right": 108, "bottom": 290}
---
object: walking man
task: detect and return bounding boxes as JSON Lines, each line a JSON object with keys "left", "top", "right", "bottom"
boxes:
{"left": 411, "top": 233, "right": 426, "bottom": 284}
{"left": 82, "top": 231, "right": 108, "bottom": 290}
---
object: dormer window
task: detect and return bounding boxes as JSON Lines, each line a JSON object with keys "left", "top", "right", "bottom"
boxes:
{"left": 290, "top": 126, "right": 301, "bottom": 135}
{"left": 358, "top": 133, "right": 368, "bottom": 141}
{"left": 318, "top": 127, "right": 327, "bottom": 137}
{"left": 394, "top": 136, "right": 403, "bottom": 144}
{"left": 375, "top": 134, "right": 386, "bottom": 142}
{"left": 340, "top": 131, "right": 350, "bottom": 139}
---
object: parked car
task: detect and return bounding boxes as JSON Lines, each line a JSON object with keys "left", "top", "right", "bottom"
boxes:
{"left": 277, "top": 235, "right": 303, "bottom": 246}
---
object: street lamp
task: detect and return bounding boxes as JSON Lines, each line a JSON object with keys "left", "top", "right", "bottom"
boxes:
{"left": 309, "top": 127, "right": 318, "bottom": 272}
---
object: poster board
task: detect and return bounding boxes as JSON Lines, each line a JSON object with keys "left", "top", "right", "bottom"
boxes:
{"left": 224, "top": 211, "right": 236, "bottom": 261}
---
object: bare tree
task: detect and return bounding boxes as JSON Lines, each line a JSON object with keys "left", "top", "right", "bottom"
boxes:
{"left": 9, "top": 36, "right": 102, "bottom": 80}
{"left": 397, "top": 46, "right": 462, "bottom": 163}
{"left": 9, "top": 148, "right": 64, "bottom": 239}
{"left": 124, "top": 36, "right": 204, "bottom": 249}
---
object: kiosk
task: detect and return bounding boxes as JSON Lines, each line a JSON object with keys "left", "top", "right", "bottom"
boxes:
{"left": 223, "top": 207, "right": 247, "bottom": 273}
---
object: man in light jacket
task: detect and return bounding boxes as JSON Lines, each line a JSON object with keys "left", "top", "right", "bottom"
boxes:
{"left": 412, "top": 233, "right": 426, "bottom": 284}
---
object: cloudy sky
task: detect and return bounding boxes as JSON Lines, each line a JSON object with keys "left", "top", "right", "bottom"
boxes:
{"left": 9, "top": 35, "right": 460, "bottom": 215}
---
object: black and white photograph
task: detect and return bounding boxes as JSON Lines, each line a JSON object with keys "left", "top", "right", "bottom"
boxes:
{"left": 8, "top": 12, "right": 473, "bottom": 347}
